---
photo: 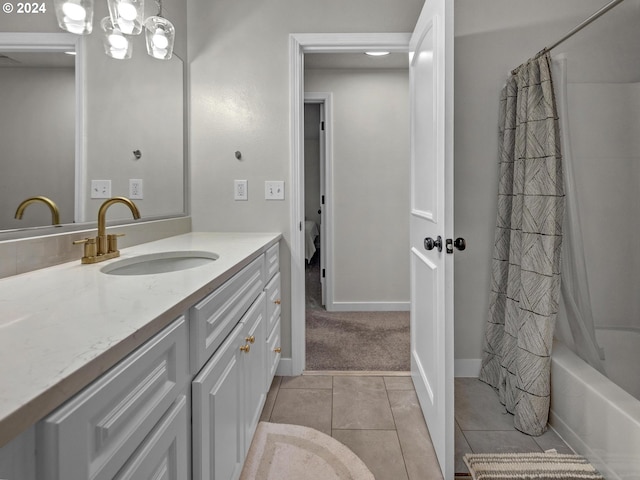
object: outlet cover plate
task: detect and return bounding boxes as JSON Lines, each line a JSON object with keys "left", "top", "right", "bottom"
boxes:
{"left": 129, "top": 179, "right": 143, "bottom": 199}
{"left": 265, "top": 181, "right": 284, "bottom": 200}
{"left": 234, "top": 180, "right": 248, "bottom": 201}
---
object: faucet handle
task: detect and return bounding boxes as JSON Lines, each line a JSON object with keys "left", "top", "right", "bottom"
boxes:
{"left": 73, "top": 237, "right": 97, "bottom": 260}
{"left": 107, "top": 233, "right": 126, "bottom": 253}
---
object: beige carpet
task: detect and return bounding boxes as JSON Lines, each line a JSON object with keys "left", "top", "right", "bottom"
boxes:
{"left": 463, "top": 452, "right": 604, "bottom": 480}
{"left": 240, "top": 422, "right": 375, "bottom": 480}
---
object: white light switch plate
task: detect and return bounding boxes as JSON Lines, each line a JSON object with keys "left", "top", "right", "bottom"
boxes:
{"left": 91, "top": 180, "right": 111, "bottom": 199}
{"left": 265, "top": 181, "right": 285, "bottom": 200}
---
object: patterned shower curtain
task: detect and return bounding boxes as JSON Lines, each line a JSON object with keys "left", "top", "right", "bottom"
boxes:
{"left": 479, "top": 52, "right": 564, "bottom": 436}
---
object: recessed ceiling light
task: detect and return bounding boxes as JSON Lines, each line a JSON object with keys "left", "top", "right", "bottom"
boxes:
{"left": 365, "top": 51, "right": 390, "bottom": 56}
{"left": 64, "top": 51, "right": 76, "bottom": 55}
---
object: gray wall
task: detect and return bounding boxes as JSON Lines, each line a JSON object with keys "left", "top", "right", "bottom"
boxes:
{"left": 188, "top": 0, "right": 424, "bottom": 357}
{"left": 305, "top": 68, "right": 409, "bottom": 307}
{"left": 566, "top": 82, "right": 640, "bottom": 330}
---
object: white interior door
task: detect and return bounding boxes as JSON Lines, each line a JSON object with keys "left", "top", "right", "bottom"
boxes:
{"left": 318, "top": 103, "right": 327, "bottom": 307}
{"left": 409, "top": 0, "right": 454, "bottom": 478}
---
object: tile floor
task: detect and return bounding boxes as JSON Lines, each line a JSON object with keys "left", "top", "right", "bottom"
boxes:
{"left": 259, "top": 374, "right": 443, "bottom": 480}
{"left": 259, "top": 374, "right": 574, "bottom": 479}
{"left": 455, "top": 377, "right": 573, "bottom": 475}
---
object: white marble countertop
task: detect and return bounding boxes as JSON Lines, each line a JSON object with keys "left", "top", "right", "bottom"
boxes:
{"left": 0, "top": 232, "right": 281, "bottom": 447}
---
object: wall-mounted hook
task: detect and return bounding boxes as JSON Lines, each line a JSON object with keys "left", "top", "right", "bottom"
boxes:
{"left": 133, "top": 149, "right": 142, "bottom": 160}
{"left": 235, "top": 151, "right": 242, "bottom": 160}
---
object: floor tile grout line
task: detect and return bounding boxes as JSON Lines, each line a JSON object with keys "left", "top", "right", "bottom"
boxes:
{"left": 385, "top": 382, "right": 412, "bottom": 480}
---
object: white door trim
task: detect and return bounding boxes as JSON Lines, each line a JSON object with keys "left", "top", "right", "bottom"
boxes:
{"left": 289, "top": 32, "right": 411, "bottom": 375}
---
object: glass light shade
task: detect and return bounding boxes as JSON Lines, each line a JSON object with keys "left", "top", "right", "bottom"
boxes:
{"left": 54, "top": 0, "right": 94, "bottom": 34}
{"left": 144, "top": 16, "right": 175, "bottom": 60}
{"left": 107, "top": 0, "right": 144, "bottom": 35}
{"left": 101, "top": 17, "right": 132, "bottom": 60}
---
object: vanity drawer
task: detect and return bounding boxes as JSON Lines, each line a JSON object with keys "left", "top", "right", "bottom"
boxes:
{"left": 38, "top": 316, "right": 189, "bottom": 480}
{"left": 114, "top": 394, "right": 188, "bottom": 480}
{"left": 190, "top": 255, "right": 265, "bottom": 373}
{"left": 266, "top": 319, "right": 281, "bottom": 387}
{"left": 265, "top": 272, "right": 281, "bottom": 336}
{"left": 265, "top": 242, "right": 279, "bottom": 281}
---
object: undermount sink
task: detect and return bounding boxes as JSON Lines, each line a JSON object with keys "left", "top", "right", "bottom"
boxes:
{"left": 101, "top": 251, "right": 219, "bottom": 276}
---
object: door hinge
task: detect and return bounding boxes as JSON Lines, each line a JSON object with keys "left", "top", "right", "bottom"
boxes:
{"left": 300, "top": 221, "right": 302, "bottom": 231}
{"left": 321, "top": 121, "right": 325, "bottom": 131}
{"left": 321, "top": 195, "right": 325, "bottom": 205}
{"left": 322, "top": 269, "right": 326, "bottom": 278}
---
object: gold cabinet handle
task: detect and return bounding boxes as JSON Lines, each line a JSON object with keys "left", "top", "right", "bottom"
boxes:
{"left": 274, "top": 299, "right": 281, "bottom": 305}
{"left": 240, "top": 344, "right": 251, "bottom": 353}
{"left": 245, "top": 335, "right": 255, "bottom": 344}
{"left": 274, "top": 347, "right": 281, "bottom": 354}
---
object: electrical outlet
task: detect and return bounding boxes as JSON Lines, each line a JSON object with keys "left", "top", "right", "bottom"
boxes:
{"left": 129, "top": 179, "right": 143, "bottom": 199}
{"left": 91, "top": 180, "right": 111, "bottom": 199}
{"left": 234, "top": 180, "right": 248, "bottom": 201}
{"left": 265, "top": 181, "right": 285, "bottom": 200}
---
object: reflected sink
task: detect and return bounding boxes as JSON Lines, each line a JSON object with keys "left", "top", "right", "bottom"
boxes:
{"left": 101, "top": 251, "right": 219, "bottom": 276}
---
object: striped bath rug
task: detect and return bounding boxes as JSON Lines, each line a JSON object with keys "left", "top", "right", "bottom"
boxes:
{"left": 463, "top": 452, "right": 604, "bottom": 480}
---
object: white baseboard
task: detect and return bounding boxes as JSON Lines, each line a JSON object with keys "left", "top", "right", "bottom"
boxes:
{"left": 276, "top": 358, "right": 293, "bottom": 376}
{"left": 327, "top": 301, "right": 410, "bottom": 312}
{"left": 454, "top": 359, "right": 481, "bottom": 377}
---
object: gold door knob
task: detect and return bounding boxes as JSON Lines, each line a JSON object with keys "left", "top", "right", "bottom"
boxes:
{"left": 274, "top": 299, "right": 281, "bottom": 305}
{"left": 240, "top": 344, "right": 251, "bottom": 353}
{"left": 274, "top": 347, "right": 281, "bottom": 354}
{"left": 245, "top": 335, "right": 255, "bottom": 344}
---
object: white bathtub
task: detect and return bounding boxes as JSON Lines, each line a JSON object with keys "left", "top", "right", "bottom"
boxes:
{"left": 550, "top": 338, "right": 640, "bottom": 479}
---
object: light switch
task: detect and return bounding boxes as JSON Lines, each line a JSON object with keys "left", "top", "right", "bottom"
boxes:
{"left": 91, "top": 180, "right": 111, "bottom": 199}
{"left": 265, "top": 181, "right": 284, "bottom": 200}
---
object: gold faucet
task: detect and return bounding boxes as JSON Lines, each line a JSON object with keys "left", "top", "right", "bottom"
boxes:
{"left": 15, "top": 196, "right": 61, "bottom": 225}
{"left": 73, "top": 196, "right": 141, "bottom": 264}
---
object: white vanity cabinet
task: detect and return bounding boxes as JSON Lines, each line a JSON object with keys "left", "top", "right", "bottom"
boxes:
{"left": 3, "top": 238, "right": 281, "bottom": 480}
{"left": 264, "top": 244, "right": 282, "bottom": 389}
{"left": 37, "top": 316, "right": 190, "bottom": 480}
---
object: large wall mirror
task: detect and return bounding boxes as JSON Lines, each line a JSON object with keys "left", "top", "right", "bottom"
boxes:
{"left": 0, "top": 25, "right": 186, "bottom": 239}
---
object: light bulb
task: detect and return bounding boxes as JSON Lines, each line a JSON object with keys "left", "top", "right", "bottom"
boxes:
{"left": 62, "top": 1, "right": 86, "bottom": 20}
{"left": 117, "top": 1, "right": 137, "bottom": 20}
{"left": 108, "top": 32, "right": 128, "bottom": 50}
{"left": 152, "top": 30, "right": 169, "bottom": 49}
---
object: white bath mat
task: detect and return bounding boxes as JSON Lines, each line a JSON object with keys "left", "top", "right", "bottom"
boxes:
{"left": 240, "top": 422, "right": 375, "bottom": 480}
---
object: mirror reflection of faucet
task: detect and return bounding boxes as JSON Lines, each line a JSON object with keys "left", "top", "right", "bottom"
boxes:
{"left": 14, "top": 196, "right": 61, "bottom": 225}
{"left": 73, "top": 197, "right": 141, "bottom": 264}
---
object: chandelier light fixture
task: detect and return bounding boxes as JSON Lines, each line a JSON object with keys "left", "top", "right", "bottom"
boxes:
{"left": 53, "top": 0, "right": 175, "bottom": 60}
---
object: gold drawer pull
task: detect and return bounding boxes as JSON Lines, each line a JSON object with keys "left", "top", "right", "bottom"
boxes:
{"left": 245, "top": 335, "right": 255, "bottom": 344}
{"left": 274, "top": 299, "right": 281, "bottom": 305}
{"left": 240, "top": 344, "right": 251, "bottom": 353}
{"left": 274, "top": 347, "right": 281, "bottom": 354}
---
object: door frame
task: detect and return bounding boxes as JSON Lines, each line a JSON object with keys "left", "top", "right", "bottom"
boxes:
{"left": 289, "top": 33, "right": 411, "bottom": 376}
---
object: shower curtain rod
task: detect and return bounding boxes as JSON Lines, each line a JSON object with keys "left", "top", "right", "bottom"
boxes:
{"left": 511, "top": 0, "right": 626, "bottom": 74}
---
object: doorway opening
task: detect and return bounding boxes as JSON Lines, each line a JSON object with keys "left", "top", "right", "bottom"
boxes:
{"left": 291, "top": 34, "right": 409, "bottom": 374}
